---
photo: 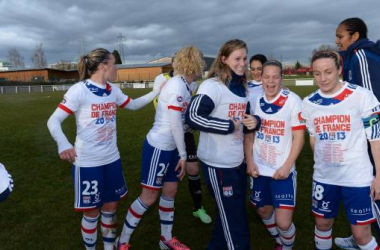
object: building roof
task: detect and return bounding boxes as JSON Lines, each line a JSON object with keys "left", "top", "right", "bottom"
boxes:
{"left": 0, "top": 67, "right": 77, "bottom": 73}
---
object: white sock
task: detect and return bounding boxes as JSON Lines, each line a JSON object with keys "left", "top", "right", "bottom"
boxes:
{"left": 81, "top": 214, "right": 99, "bottom": 250}
{"left": 262, "top": 211, "right": 282, "bottom": 245}
{"left": 278, "top": 223, "right": 296, "bottom": 249}
{"left": 357, "top": 236, "right": 379, "bottom": 250}
{"left": 314, "top": 227, "right": 332, "bottom": 250}
{"left": 120, "top": 198, "right": 148, "bottom": 244}
{"left": 101, "top": 210, "right": 117, "bottom": 250}
{"left": 159, "top": 196, "right": 175, "bottom": 241}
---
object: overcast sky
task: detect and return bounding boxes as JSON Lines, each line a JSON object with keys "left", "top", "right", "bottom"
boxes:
{"left": 1, "top": 0, "right": 379, "bottom": 67}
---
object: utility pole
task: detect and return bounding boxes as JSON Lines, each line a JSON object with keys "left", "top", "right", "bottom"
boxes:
{"left": 80, "top": 38, "right": 86, "bottom": 56}
{"left": 117, "top": 33, "right": 126, "bottom": 63}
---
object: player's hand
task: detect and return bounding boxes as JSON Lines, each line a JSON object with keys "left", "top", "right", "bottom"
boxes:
{"left": 247, "top": 162, "right": 259, "bottom": 178}
{"left": 242, "top": 114, "right": 257, "bottom": 130}
{"left": 231, "top": 118, "right": 241, "bottom": 132}
{"left": 371, "top": 178, "right": 380, "bottom": 200}
{"left": 175, "top": 159, "right": 186, "bottom": 180}
{"left": 272, "top": 166, "right": 290, "bottom": 180}
{"left": 59, "top": 148, "right": 77, "bottom": 163}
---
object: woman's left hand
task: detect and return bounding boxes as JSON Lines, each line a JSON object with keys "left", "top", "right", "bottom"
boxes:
{"left": 242, "top": 114, "right": 257, "bottom": 130}
{"left": 175, "top": 159, "right": 187, "bottom": 180}
{"left": 272, "top": 166, "right": 291, "bottom": 180}
{"left": 371, "top": 178, "right": 380, "bottom": 200}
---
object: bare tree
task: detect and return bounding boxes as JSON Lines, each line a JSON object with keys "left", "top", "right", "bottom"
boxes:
{"left": 312, "top": 44, "right": 338, "bottom": 56}
{"left": 31, "top": 43, "right": 47, "bottom": 68}
{"left": 7, "top": 48, "right": 25, "bottom": 68}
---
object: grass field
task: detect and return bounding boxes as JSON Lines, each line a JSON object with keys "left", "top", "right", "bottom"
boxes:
{"left": 0, "top": 86, "right": 355, "bottom": 249}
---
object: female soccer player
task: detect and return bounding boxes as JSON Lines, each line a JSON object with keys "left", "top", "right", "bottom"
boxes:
{"left": 335, "top": 17, "right": 380, "bottom": 249}
{"left": 185, "top": 39, "right": 258, "bottom": 250}
{"left": 0, "top": 162, "right": 13, "bottom": 203}
{"left": 116, "top": 46, "right": 205, "bottom": 250}
{"left": 245, "top": 60, "right": 305, "bottom": 250}
{"left": 336, "top": 17, "right": 380, "bottom": 98}
{"left": 47, "top": 48, "right": 162, "bottom": 250}
{"left": 302, "top": 50, "right": 380, "bottom": 250}
{"left": 152, "top": 57, "right": 211, "bottom": 224}
{"left": 247, "top": 54, "right": 267, "bottom": 114}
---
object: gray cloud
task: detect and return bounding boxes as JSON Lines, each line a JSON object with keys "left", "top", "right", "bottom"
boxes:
{"left": 1, "top": 0, "right": 379, "bottom": 66}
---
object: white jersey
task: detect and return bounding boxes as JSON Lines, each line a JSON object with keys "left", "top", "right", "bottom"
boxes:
{"left": 147, "top": 75, "right": 192, "bottom": 151}
{"left": 247, "top": 80, "right": 264, "bottom": 114}
{"left": 154, "top": 73, "right": 198, "bottom": 97}
{"left": 0, "top": 163, "right": 10, "bottom": 193}
{"left": 197, "top": 78, "right": 247, "bottom": 168}
{"left": 253, "top": 89, "right": 305, "bottom": 177}
{"left": 302, "top": 82, "right": 380, "bottom": 187}
{"left": 59, "top": 80, "right": 130, "bottom": 167}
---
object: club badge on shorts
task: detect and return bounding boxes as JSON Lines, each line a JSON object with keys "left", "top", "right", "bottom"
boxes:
{"left": 222, "top": 186, "right": 233, "bottom": 197}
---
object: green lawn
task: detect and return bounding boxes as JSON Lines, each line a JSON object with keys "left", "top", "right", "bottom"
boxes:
{"left": 0, "top": 86, "right": 354, "bottom": 249}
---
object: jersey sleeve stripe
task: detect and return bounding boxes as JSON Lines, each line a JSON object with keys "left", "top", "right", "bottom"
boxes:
{"left": 120, "top": 97, "right": 131, "bottom": 108}
{"left": 58, "top": 104, "right": 74, "bottom": 115}
{"left": 291, "top": 125, "right": 306, "bottom": 131}
{"left": 168, "top": 105, "right": 183, "bottom": 112}
{"left": 188, "top": 95, "right": 230, "bottom": 131}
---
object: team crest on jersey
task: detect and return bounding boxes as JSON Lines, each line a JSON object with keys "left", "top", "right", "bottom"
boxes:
{"left": 83, "top": 196, "right": 91, "bottom": 204}
{"left": 222, "top": 186, "right": 233, "bottom": 197}
{"left": 177, "top": 95, "right": 183, "bottom": 102}
{"left": 156, "top": 177, "right": 163, "bottom": 185}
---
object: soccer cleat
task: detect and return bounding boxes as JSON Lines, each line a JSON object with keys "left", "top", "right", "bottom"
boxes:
{"left": 115, "top": 237, "right": 131, "bottom": 250}
{"left": 334, "top": 235, "right": 359, "bottom": 250}
{"left": 273, "top": 243, "right": 283, "bottom": 250}
{"left": 193, "top": 207, "right": 212, "bottom": 224}
{"left": 159, "top": 236, "right": 190, "bottom": 250}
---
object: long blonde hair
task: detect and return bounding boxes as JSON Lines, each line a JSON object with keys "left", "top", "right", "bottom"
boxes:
{"left": 78, "top": 48, "right": 111, "bottom": 81}
{"left": 174, "top": 46, "right": 205, "bottom": 76}
{"left": 207, "top": 39, "right": 248, "bottom": 85}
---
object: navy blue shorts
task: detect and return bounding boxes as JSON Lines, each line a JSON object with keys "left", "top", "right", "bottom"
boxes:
{"left": 72, "top": 158, "right": 128, "bottom": 211}
{"left": 312, "top": 180, "right": 375, "bottom": 225}
{"left": 141, "top": 139, "right": 180, "bottom": 190}
{"left": 250, "top": 171, "right": 297, "bottom": 210}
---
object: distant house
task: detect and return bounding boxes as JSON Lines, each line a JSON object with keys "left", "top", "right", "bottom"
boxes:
{"left": 116, "top": 62, "right": 173, "bottom": 82}
{"left": 0, "top": 61, "right": 13, "bottom": 71}
{"left": 0, "top": 68, "right": 78, "bottom": 82}
{"left": 283, "top": 66, "right": 313, "bottom": 76}
{"left": 0, "top": 56, "right": 216, "bottom": 83}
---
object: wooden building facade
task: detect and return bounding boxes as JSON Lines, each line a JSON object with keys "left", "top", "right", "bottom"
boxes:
{"left": 0, "top": 68, "right": 78, "bottom": 82}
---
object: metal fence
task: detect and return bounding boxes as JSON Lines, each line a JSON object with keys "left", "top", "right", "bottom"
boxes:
{"left": 0, "top": 79, "right": 313, "bottom": 95}
{"left": 0, "top": 82, "right": 154, "bottom": 94}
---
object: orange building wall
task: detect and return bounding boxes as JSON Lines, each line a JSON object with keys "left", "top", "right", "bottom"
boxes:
{"left": 0, "top": 69, "right": 49, "bottom": 82}
{"left": 117, "top": 66, "right": 173, "bottom": 82}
